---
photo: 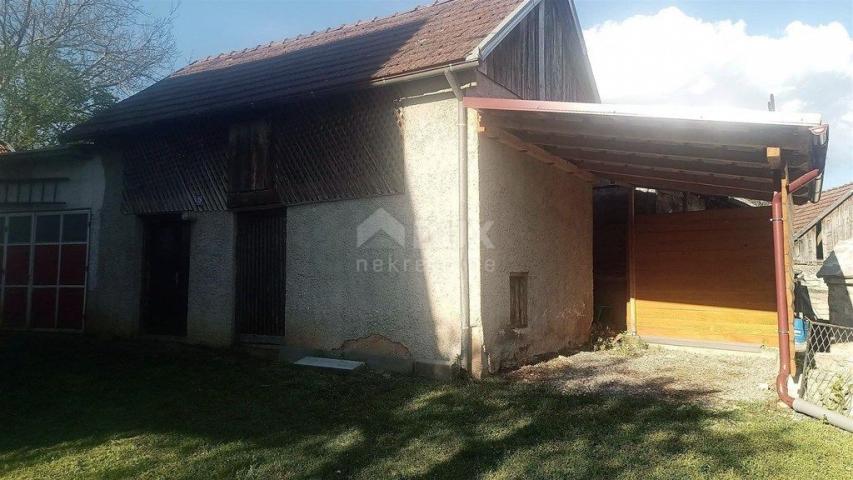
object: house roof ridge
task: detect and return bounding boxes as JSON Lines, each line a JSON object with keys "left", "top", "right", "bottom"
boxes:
{"left": 175, "top": 0, "right": 461, "bottom": 76}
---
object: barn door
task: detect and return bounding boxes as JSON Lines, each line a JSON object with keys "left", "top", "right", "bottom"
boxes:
{"left": 235, "top": 209, "right": 286, "bottom": 340}
{"left": 142, "top": 215, "right": 190, "bottom": 336}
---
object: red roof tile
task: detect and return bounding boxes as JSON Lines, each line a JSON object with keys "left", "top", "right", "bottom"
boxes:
{"left": 69, "top": 0, "right": 526, "bottom": 138}
{"left": 793, "top": 182, "right": 853, "bottom": 234}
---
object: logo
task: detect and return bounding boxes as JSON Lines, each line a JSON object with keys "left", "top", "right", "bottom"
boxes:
{"left": 356, "top": 208, "right": 405, "bottom": 248}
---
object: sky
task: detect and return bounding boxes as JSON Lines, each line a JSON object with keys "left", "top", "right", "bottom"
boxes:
{"left": 142, "top": 0, "right": 853, "bottom": 188}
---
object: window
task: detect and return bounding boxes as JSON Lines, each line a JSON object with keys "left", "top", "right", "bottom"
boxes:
{"left": 0, "top": 211, "right": 89, "bottom": 330}
{"left": 510, "top": 272, "right": 529, "bottom": 328}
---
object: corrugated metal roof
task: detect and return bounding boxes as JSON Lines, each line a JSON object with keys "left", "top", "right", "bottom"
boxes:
{"left": 793, "top": 182, "right": 853, "bottom": 235}
{"left": 68, "top": 0, "right": 526, "bottom": 138}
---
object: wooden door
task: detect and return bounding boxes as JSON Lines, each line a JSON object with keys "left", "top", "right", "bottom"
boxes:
{"left": 235, "top": 209, "right": 286, "bottom": 339}
{"left": 142, "top": 215, "right": 190, "bottom": 336}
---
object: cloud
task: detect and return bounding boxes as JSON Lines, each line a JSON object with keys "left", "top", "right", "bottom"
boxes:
{"left": 583, "top": 7, "right": 853, "bottom": 187}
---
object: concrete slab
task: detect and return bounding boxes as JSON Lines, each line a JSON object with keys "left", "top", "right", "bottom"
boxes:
{"left": 294, "top": 356, "right": 366, "bottom": 373}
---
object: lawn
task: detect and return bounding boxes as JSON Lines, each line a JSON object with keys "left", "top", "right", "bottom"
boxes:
{"left": 1, "top": 335, "right": 851, "bottom": 479}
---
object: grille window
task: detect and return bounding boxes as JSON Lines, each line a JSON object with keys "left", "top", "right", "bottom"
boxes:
{"left": 510, "top": 272, "right": 529, "bottom": 328}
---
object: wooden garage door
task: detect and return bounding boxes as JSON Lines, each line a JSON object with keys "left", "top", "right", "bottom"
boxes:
{"left": 0, "top": 211, "right": 89, "bottom": 331}
{"left": 634, "top": 207, "right": 777, "bottom": 346}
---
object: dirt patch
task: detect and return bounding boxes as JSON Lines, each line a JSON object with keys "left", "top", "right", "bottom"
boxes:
{"left": 505, "top": 345, "right": 778, "bottom": 408}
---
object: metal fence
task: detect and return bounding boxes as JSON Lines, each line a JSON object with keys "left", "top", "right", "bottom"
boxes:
{"left": 799, "top": 319, "right": 853, "bottom": 416}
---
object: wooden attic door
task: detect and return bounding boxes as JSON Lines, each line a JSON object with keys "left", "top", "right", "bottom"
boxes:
{"left": 227, "top": 120, "right": 278, "bottom": 208}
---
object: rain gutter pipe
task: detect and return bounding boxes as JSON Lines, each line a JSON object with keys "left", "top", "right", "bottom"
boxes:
{"left": 444, "top": 68, "right": 472, "bottom": 376}
{"left": 773, "top": 168, "right": 853, "bottom": 432}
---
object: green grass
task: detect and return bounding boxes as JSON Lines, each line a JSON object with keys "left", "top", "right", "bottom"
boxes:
{"left": 1, "top": 335, "right": 851, "bottom": 479}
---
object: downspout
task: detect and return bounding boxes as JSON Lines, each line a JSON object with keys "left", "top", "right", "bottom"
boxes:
{"left": 444, "top": 69, "right": 472, "bottom": 375}
{"left": 772, "top": 168, "right": 853, "bottom": 432}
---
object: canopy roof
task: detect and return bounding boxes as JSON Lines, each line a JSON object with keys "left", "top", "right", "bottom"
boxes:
{"left": 464, "top": 97, "right": 829, "bottom": 202}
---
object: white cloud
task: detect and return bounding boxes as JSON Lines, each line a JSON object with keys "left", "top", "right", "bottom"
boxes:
{"left": 583, "top": 7, "right": 853, "bottom": 187}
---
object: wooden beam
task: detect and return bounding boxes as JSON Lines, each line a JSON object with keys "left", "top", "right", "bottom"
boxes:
{"left": 485, "top": 114, "right": 809, "bottom": 152}
{"left": 582, "top": 163, "right": 772, "bottom": 192}
{"left": 480, "top": 125, "right": 595, "bottom": 181}
{"left": 627, "top": 187, "right": 638, "bottom": 335}
{"left": 592, "top": 172, "right": 772, "bottom": 199}
{"left": 780, "top": 170, "right": 796, "bottom": 375}
{"left": 510, "top": 131, "right": 806, "bottom": 167}
{"left": 537, "top": 0, "right": 546, "bottom": 100}
{"left": 551, "top": 149, "right": 775, "bottom": 184}
{"left": 767, "top": 146, "right": 783, "bottom": 169}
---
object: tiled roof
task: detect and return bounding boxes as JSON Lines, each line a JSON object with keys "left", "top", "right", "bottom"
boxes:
{"left": 793, "top": 182, "right": 853, "bottom": 235}
{"left": 69, "top": 0, "right": 526, "bottom": 138}
{"left": 0, "top": 141, "right": 12, "bottom": 154}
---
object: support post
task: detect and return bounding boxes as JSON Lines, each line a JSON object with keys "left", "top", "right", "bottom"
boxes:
{"left": 626, "top": 187, "right": 638, "bottom": 335}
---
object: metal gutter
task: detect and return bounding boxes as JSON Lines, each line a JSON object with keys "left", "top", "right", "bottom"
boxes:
{"left": 771, "top": 169, "right": 853, "bottom": 432}
{"left": 445, "top": 69, "right": 472, "bottom": 375}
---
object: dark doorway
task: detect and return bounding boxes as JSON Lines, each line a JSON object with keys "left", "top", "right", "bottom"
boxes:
{"left": 142, "top": 215, "right": 190, "bottom": 336}
{"left": 235, "top": 208, "right": 286, "bottom": 340}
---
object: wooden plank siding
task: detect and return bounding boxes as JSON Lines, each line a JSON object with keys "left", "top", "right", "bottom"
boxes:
{"left": 479, "top": 5, "right": 540, "bottom": 100}
{"left": 634, "top": 207, "right": 778, "bottom": 346}
{"left": 120, "top": 89, "right": 404, "bottom": 214}
{"left": 479, "top": 0, "right": 597, "bottom": 102}
{"left": 794, "top": 194, "right": 853, "bottom": 261}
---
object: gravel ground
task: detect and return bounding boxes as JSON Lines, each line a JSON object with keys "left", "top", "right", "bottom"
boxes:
{"left": 505, "top": 345, "right": 779, "bottom": 408}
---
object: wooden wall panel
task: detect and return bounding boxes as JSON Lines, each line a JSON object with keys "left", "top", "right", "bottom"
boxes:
{"left": 479, "top": 0, "right": 597, "bottom": 103}
{"left": 634, "top": 207, "right": 778, "bottom": 346}
{"left": 479, "top": 7, "right": 540, "bottom": 100}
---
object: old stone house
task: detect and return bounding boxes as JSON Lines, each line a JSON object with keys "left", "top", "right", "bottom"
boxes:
{"left": 61, "top": 0, "right": 599, "bottom": 377}
{"left": 1, "top": 0, "right": 831, "bottom": 379}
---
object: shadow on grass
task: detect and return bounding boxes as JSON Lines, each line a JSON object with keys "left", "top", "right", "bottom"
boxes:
{"left": 0, "top": 334, "right": 842, "bottom": 479}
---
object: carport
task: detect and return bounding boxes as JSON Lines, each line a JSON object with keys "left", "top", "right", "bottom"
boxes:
{"left": 463, "top": 96, "right": 831, "bottom": 415}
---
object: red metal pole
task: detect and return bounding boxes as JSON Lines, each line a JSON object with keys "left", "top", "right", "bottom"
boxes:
{"left": 772, "top": 168, "right": 820, "bottom": 407}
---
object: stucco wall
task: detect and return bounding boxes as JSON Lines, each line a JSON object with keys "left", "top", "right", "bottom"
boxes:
{"left": 86, "top": 151, "right": 143, "bottom": 337}
{"left": 186, "top": 211, "right": 235, "bottom": 346}
{"left": 284, "top": 94, "right": 462, "bottom": 365}
{"left": 476, "top": 137, "right": 593, "bottom": 372}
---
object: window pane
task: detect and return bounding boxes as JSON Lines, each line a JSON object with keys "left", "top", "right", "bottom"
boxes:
{"left": 31, "top": 288, "right": 57, "bottom": 328}
{"left": 4, "top": 245, "right": 30, "bottom": 284}
{"left": 1, "top": 287, "right": 27, "bottom": 328}
{"left": 33, "top": 245, "right": 59, "bottom": 285}
{"left": 57, "top": 288, "right": 84, "bottom": 329}
{"left": 35, "top": 215, "right": 60, "bottom": 243}
{"left": 0, "top": 217, "right": 4, "bottom": 244}
{"left": 59, "top": 244, "right": 87, "bottom": 285}
{"left": 7, "top": 216, "right": 31, "bottom": 243}
{"left": 62, "top": 214, "right": 88, "bottom": 242}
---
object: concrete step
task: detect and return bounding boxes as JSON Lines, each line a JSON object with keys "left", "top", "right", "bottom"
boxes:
{"left": 293, "top": 356, "right": 366, "bottom": 373}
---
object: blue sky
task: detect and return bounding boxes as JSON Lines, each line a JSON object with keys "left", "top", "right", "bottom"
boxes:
{"left": 142, "top": 0, "right": 853, "bottom": 187}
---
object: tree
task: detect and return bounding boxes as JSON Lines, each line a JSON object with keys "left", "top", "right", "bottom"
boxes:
{"left": 0, "top": 0, "right": 177, "bottom": 148}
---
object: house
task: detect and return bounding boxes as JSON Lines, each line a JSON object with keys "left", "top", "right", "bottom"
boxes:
{"left": 792, "top": 182, "right": 853, "bottom": 320}
{"left": 61, "top": 0, "right": 599, "bottom": 377}
{"left": 3, "top": 0, "right": 830, "bottom": 382}
{"left": 794, "top": 182, "right": 853, "bottom": 263}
